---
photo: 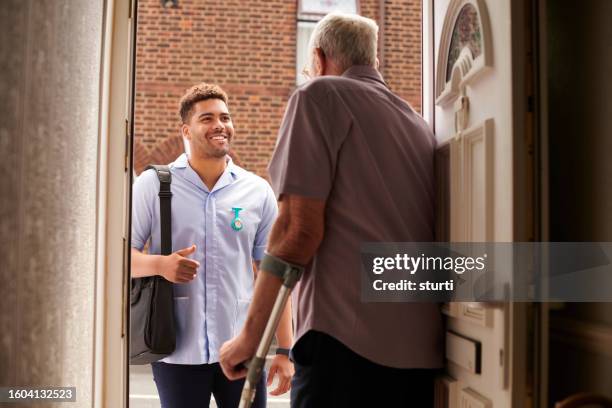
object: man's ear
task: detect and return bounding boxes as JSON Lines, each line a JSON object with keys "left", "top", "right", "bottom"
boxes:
{"left": 181, "top": 123, "right": 191, "bottom": 140}
{"left": 375, "top": 57, "right": 380, "bottom": 70}
{"left": 314, "top": 47, "right": 326, "bottom": 76}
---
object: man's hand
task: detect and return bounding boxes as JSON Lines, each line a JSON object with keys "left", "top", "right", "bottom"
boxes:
{"left": 267, "top": 354, "right": 294, "bottom": 395}
{"left": 219, "top": 332, "right": 257, "bottom": 381}
{"left": 159, "top": 245, "right": 199, "bottom": 283}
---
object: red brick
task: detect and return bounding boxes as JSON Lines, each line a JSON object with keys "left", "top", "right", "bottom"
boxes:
{"left": 134, "top": 0, "right": 421, "bottom": 176}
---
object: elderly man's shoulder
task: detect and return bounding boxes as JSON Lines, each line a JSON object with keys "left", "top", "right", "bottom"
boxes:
{"left": 297, "top": 75, "right": 354, "bottom": 96}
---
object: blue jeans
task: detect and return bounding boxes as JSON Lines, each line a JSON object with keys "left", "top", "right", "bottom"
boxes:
{"left": 151, "top": 362, "right": 267, "bottom": 408}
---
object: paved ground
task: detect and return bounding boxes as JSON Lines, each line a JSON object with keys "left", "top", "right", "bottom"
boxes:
{"left": 129, "top": 356, "right": 290, "bottom": 408}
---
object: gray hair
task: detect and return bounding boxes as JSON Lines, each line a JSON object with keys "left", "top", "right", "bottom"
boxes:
{"left": 308, "top": 12, "right": 379, "bottom": 74}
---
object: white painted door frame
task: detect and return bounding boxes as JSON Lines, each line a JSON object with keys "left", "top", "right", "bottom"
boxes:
{"left": 94, "top": 0, "right": 135, "bottom": 406}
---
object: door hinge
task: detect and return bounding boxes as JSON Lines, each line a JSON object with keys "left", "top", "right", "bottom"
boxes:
{"left": 124, "top": 119, "right": 130, "bottom": 171}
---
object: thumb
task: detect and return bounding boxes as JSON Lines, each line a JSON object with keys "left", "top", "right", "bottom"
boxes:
{"left": 175, "top": 244, "right": 196, "bottom": 257}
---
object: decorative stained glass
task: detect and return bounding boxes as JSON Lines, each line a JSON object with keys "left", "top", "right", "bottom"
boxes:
{"left": 445, "top": 4, "right": 482, "bottom": 82}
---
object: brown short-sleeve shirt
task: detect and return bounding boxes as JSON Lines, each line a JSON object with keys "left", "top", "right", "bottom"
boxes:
{"left": 268, "top": 66, "right": 443, "bottom": 368}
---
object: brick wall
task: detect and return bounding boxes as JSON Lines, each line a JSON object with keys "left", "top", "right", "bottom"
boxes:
{"left": 379, "top": 0, "right": 422, "bottom": 113}
{"left": 134, "top": 0, "right": 421, "bottom": 176}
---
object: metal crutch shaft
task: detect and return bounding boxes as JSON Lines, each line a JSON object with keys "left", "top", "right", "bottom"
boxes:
{"left": 239, "top": 285, "right": 291, "bottom": 408}
{"left": 239, "top": 266, "right": 302, "bottom": 408}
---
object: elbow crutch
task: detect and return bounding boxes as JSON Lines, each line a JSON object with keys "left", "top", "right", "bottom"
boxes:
{"left": 239, "top": 254, "right": 304, "bottom": 408}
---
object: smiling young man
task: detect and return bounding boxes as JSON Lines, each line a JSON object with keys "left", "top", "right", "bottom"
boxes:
{"left": 131, "top": 83, "right": 293, "bottom": 408}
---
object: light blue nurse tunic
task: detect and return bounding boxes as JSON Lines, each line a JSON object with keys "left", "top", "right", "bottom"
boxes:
{"left": 131, "top": 153, "right": 278, "bottom": 364}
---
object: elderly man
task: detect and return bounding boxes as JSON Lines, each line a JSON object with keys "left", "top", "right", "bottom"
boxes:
{"left": 131, "top": 83, "right": 293, "bottom": 407}
{"left": 220, "top": 13, "right": 442, "bottom": 407}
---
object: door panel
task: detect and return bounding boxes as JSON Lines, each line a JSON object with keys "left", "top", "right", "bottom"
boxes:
{"left": 459, "top": 387, "right": 494, "bottom": 408}
{"left": 431, "top": 0, "right": 527, "bottom": 406}
{"left": 462, "top": 119, "right": 494, "bottom": 242}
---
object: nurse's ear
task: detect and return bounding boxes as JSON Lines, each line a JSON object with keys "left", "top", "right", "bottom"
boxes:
{"left": 181, "top": 122, "right": 192, "bottom": 141}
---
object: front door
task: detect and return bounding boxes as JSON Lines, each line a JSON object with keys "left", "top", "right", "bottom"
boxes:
{"left": 427, "top": 0, "right": 531, "bottom": 406}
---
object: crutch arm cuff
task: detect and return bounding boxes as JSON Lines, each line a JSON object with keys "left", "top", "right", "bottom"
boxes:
{"left": 260, "top": 252, "right": 304, "bottom": 288}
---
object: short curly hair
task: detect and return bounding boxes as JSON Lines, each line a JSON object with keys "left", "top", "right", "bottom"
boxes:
{"left": 179, "top": 83, "right": 229, "bottom": 124}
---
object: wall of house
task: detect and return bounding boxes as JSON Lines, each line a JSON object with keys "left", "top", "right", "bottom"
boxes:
{"left": 133, "top": 0, "right": 422, "bottom": 176}
{"left": 0, "top": 1, "right": 105, "bottom": 406}
{"left": 547, "top": 0, "right": 612, "bottom": 403}
{"left": 548, "top": 0, "right": 612, "bottom": 243}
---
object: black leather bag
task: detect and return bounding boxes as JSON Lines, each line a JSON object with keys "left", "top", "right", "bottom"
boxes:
{"left": 130, "top": 165, "right": 176, "bottom": 365}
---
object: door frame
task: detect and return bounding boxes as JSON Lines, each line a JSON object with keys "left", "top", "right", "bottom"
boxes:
{"left": 510, "top": 0, "right": 536, "bottom": 404}
{"left": 532, "top": 0, "right": 550, "bottom": 406}
{"left": 95, "top": 0, "right": 137, "bottom": 406}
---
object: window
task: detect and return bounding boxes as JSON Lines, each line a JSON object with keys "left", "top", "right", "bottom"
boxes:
{"left": 298, "top": 0, "right": 358, "bottom": 20}
{"left": 296, "top": 21, "right": 317, "bottom": 85}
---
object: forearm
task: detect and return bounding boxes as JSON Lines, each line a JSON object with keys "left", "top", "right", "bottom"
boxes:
{"left": 243, "top": 269, "right": 284, "bottom": 343}
{"left": 242, "top": 196, "right": 324, "bottom": 342}
{"left": 131, "top": 247, "right": 163, "bottom": 278}
{"left": 266, "top": 196, "right": 325, "bottom": 264}
{"left": 275, "top": 299, "right": 293, "bottom": 348}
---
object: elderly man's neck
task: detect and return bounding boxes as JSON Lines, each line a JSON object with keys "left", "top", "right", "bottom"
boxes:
{"left": 324, "top": 60, "right": 344, "bottom": 76}
{"left": 189, "top": 154, "right": 227, "bottom": 190}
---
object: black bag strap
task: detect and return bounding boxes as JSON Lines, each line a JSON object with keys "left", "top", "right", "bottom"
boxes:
{"left": 146, "top": 165, "right": 172, "bottom": 256}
